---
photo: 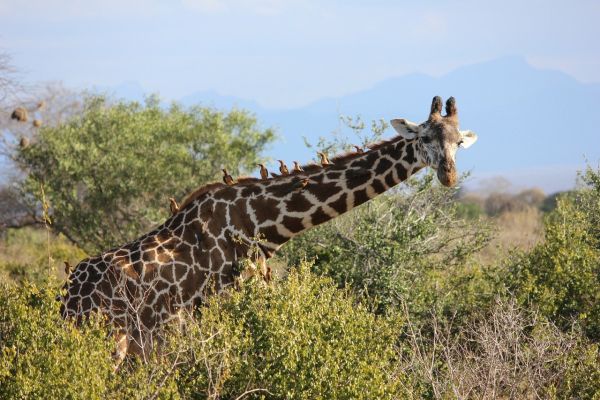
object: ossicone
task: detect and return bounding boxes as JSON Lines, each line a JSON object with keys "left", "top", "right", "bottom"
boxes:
{"left": 429, "top": 96, "right": 443, "bottom": 119}
{"left": 445, "top": 96, "right": 457, "bottom": 119}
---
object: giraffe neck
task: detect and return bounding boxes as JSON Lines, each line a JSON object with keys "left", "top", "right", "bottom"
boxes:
{"left": 242, "top": 135, "right": 427, "bottom": 255}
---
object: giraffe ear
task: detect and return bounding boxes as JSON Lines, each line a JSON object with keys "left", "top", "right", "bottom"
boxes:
{"left": 459, "top": 130, "right": 477, "bottom": 149}
{"left": 390, "top": 119, "right": 419, "bottom": 139}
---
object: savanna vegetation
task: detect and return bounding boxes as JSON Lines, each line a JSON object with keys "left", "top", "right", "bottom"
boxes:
{"left": 1, "top": 89, "right": 599, "bottom": 399}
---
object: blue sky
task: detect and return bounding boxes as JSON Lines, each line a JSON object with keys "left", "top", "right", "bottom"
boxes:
{"left": 1, "top": 0, "right": 598, "bottom": 108}
{"left": 2, "top": 1, "right": 600, "bottom": 193}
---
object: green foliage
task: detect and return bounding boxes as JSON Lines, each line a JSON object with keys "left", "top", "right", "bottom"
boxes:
{"left": 453, "top": 200, "right": 483, "bottom": 220}
{"left": 0, "top": 266, "right": 409, "bottom": 399}
{"left": 559, "top": 338, "right": 600, "bottom": 399}
{"left": 0, "top": 282, "right": 114, "bottom": 399}
{"left": 540, "top": 190, "right": 577, "bottom": 213}
{"left": 303, "top": 115, "right": 388, "bottom": 158}
{"left": 506, "top": 172, "right": 600, "bottom": 340}
{"left": 281, "top": 172, "right": 492, "bottom": 315}
{"left": 170, "top": 264, "right": 405, "bottom": 399}
{"left": 16, "top": 95, "right": 275, "bottom": 253}
{"left": 578, "top": 165, "right": 600, "bottom": 242}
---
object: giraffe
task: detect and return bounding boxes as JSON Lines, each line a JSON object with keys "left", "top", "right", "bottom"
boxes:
{"left": 59, "top": 96, "right": 477, "bottom": 362}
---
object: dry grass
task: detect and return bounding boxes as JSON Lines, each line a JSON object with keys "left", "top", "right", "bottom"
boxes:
{"left": 476, "top": 206, "right": 543, "bottom": 265}
{"left": 400, "top": 299, "right": 585, "bottom": 399}
{"left": 0, "top": 227, "right": 85, "bottom": 284}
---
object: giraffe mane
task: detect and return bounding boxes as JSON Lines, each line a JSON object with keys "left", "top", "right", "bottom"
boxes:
{"left": 236, "top": 176, "right": 261, "bottom": 183}
{"left": 177, "top": 135, "right": 402, "bottom": 211}
{"left": 329, "top": 136, "right": 399, "bottom": 163}
{"left": 178, "top": 182, "right": 227, "bottom": 210}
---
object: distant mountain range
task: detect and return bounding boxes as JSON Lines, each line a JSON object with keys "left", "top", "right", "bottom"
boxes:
{"left": 104, "top": 56, "right": 600, "bottom": 194}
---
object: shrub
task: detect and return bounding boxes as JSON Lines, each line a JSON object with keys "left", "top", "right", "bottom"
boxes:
{"left": 172, "top": 264, "right": 406, "bottom": 399}
{"left": 577, "top": 165, "right": 600, "bottom": 243}
{"left": 280, "top": 172, "right": 492, "bottom": 316}
{"left": 454, "top": 200, "right": 484, "bottom": 220}
{"left": 0, "top": 265, "right": 411, "bottom": 399}
{"left": 16, "top": 95, "right": 275, "bottom": 253}
{"left": 0, "top": 282, "right": 114, "bottom": 399}
{"left": 506, "top": 195, "right": 600, "bottom": 340}
{"left": 401, "top": 299, "right": 600, "bottom": 399}
{"left": 515, "top": 187, "right": 546, "bottom": 208}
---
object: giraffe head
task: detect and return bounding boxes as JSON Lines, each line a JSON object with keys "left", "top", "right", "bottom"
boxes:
{"left": 390, "top": 96, "right": 477, "bottom": 187}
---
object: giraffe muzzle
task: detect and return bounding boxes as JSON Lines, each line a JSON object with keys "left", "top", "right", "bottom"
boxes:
{"left": 437, "top": 160, "right": 457, "bottom": 187}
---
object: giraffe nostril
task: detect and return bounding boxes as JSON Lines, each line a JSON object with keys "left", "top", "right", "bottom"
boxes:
{"left": 437, "top": 159, "right": 457, "bottom": 187}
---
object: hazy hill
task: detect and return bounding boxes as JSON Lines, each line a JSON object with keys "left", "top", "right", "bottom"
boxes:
{"left": 116, "top": 57, "right": 600, "bottom": 192}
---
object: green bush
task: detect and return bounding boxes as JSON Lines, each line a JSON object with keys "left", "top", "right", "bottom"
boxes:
{"left": 281, "top": 173, "right": 492, "bottom": 317}
{"left": 454, "top": 200, "right": 483, "bottom": 220}
{"left": 0, "top": 265, "right": 412, "bottom": 399}
{"left": 577, "top": 165, "right": 600, "bottom": 243}
{"left": 0, "top": 282, "right": 114, "bottom": 399}
{"left": 16, "top": 95, "right": 275, "bottom": 253}
{"left": 559, "top": 338, "right": 600, "bottom": 399}
{"left": 173, "top": 264, "right": 406, "bottom": 399}
{"left": 506, "top": 190, "right": 600, "bottom": 340}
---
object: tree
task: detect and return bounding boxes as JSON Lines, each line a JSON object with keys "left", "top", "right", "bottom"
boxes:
{"left": 1, "top": 84, "right": 84, "bottom": 232}
{"left": 15, "top": 94, "right": 276, "bottom": 253}
{"left": 0, "top": 52, "right": 22, "bottom": 107}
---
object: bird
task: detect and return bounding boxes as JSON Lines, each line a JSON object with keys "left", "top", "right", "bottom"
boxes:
{"left": 285, "top": 177, "right": 310, "bottom": 194}
{"left": 353, "top": 145, "right": 364, "bottom": 154}
{"left": 11, "top": 107, "right": 28, "bottom": 122}
{"left": 292, "top": 161, "right": 304, "bottom": 173}
{"left": 317, "top": 152, "right": 331, "bottom": 166}
{"left": 63, "top": 261, "right": 72, "bottom": 276}
{"left": 294, "top": 177, "right": 309, "bottom": 190}
{"left": 258, "top": 163, "right": 269, "bottom": 180}
{"left": 19, "top": 136, "right": 29, "bottom": 148}
{"left": 278, "top": 160, "right": 289, "bottom": 175}
{"left": 222, "top": 169, "right": 234, "bottom": 185}
{"left": 169, "top": 197, "right": 179, "bottom": 215}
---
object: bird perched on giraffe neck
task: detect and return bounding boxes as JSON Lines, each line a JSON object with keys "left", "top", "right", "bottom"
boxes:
{"left": 258, "top": 163, "right": 269, "bottom": 180}
{"left": 278, "top": 160, "right": 289, "bottom": 175}
{"left": 292, "top": 161, "right": 303, "bottom": 172}
{"left": 63, "top": 261, "right": 72, "bottom": 276}
{"left": 222, "top": 169, "right": 234, "bottom": 185}
{"left": 169, "top": 197, "right": 180, "bottom": 215}
{"left": 353, "top": 145, "right": 364, "bottom": 154}
{"left": 317, "top": 152, "right": 331, "bottom": 166}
